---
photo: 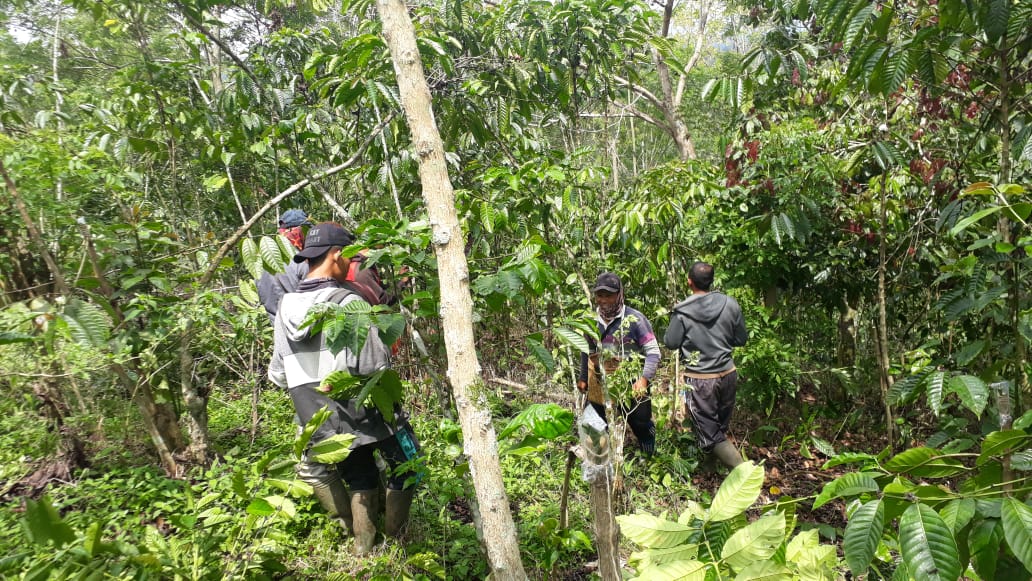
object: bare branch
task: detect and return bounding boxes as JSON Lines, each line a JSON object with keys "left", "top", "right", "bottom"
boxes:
{"left": 198, "top": 113, "right": 395, "bottom": 287}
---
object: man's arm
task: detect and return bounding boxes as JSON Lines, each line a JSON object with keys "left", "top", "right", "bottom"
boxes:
{"left": 268, "top": 315, "right": 288, "bottom": 388}
{"left": 663, "top": 311, "right": 686, "bottom": 351}
{"left": 731, "top": 304, "right": 748, "bottom": 347}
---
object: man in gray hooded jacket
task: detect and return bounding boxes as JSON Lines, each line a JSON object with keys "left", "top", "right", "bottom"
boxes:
{"left": 269, "top": 222, "right": 418, "bottom": 556}
{"left": 663, "top": 261, "right": 748, "bottom": 468}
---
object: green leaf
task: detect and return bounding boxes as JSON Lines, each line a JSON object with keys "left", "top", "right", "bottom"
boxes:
{"left": 405, "top": 552, "right": 446, "bottom": 579}
{"left": 266, "top": 495, "right": 296, "bottom": 519}
{"left": 813, "top": 472, "right": 880, "bottom": 509}
{"left": 950, "top": 206, "right": 1003, "bottom": 235}
{"left": 708, "top": 461, "right": 764, "bottom": 522}
{"left": 616, "top": 513, "right": 695, "bottom": 549}
{"left": 939, "top": 498, "right": 976, "bottom": 534}
{"left": 631, "top": 559, "right": 708, "bottom": 580}
{"left": 978, "top": 430, "right": 1030, "bottom": 466}
{"left": 22, "top": 497, "right": 75, "bottom": 547}
{"left": 0, "top": 331, "right": 35, "bottom": 345}
{"left": 822, "top": 452, "right": 877, "bottom": 469}
{"left": 308, "top": 433, "right": 356, "bottom": 464}
{"left": 526, "top": 337, "right": 555, "bottom": 373}
{"left": 898, "top": 503, "right": 961, "bottom": 581}
{"left": 554, "top": 327, "right": 590, "bottom": 354}
{"left": 947, "top": 375, "right": 988, "bottom": 417}
{"left": 984, "top": 0, "right": 1010, "bottom": 44}
{"left": 734, "top": 560, "right": 792, "bottom": 581}
{"left": 497, "top": 403, "right": 573, "bottom": 440}
{"left": 968, "top": 518, "right": 1002, "bottom": 580}
{"left": 247, "top": 498, "right": 274, "bottom": 517}
{"left": 1001, "top": 499, "right": 1032, "bottom": 574}
{"left": 259, "top": 235, "right": 286, "bottom": 274}
{"left": 926, "top": 371, "right": 945, "bottom": 416}
{"left": 721, "top": 512, "right": 786, "bottom": 571}
{"left": 953, "top": 340, "right": 985, "bottom": 367}
{"left": 61, "top": 299, "right": 111, "bottom": 348}
{"left": 844, "top": 499, "right": 884, "bottom": 574}
{"left": 885, "top": 447, "right": 966, "bottom": 477}
{"left": 241, "top": 238, "right": 262, "bottom": 280}
{"left": 239, "top": 278, "right": 259, "bottom": 305}
{"left": 629, "top": 543, "right": 699, "bottom": 569}
{"left": 266, "top": 478, "right": 314, "bottom": 498}
{"left": 294, "top": 407, "right": 332, "bottom": 460}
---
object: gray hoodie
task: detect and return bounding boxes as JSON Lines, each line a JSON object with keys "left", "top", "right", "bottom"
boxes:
{"left": 269, "top": 282, "right": 395, "bottom": 447}
{"left": 663, "top": 292, "right": 748, "bottom": 375}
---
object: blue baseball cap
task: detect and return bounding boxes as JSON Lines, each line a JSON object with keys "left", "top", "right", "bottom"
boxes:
{"left": 278, "top": 209, "right": 312, "bottom": 228}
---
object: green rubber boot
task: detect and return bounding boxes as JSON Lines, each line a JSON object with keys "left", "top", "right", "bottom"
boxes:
{"left": 384, "top": 488, "right": 415, "bottom": 537}
{"left": 312, "top": 479, "right": 353, "bottom": 534}
{"left": 712, "top": 440, "right": 743, "bottom": 468}
{"left": 350, "top": 489, "right": 379, "bottom": 556}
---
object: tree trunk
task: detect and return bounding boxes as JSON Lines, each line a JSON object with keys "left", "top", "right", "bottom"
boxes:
{"left": 77, "top": 220, "right": 184, "bottom": 474}
{"left": 576, "top": 417, "right": 621, "bottom": 581}
{"left": 375, "top": 1, "right": 527, "bottom": 578}
{"left": 876, "top": 172, "right": 895, "bottom": 449}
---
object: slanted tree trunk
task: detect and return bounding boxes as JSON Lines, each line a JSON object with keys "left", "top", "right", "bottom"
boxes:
{"left": 375, "top": 1, "right": 527, "bottom": 577}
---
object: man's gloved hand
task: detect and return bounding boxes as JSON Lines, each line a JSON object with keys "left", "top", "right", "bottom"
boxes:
{"left": 632, "top": 377, "right": 648, "bottom": 396}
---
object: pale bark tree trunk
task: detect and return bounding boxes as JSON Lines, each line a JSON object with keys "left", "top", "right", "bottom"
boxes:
{"left": 616, "top": 0, "right": 709, "bottom": 160}
{"left": 375, "top": 0, "right": 527, "bottom": 577}
{"left": 876, "top": 172, "right": 895, "bottom": 449}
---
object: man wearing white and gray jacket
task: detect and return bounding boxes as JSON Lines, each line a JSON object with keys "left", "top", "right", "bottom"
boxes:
{"left": 269, "top": 222, "right": 418, "bottom": 556}
{"left": 664, "top": 261, "right": 748, "bottom": 469}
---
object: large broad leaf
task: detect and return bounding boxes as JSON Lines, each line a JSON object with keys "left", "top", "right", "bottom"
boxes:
{"left": 721, "top": 512, "right": 786, "bottom": 571}
{"left": 844, "top": 499, "right": 884, "bottom": 574}
{"left": 977, "top": 430, "right": 1031, "bottom": 465}
{"left": 708, "top": 461, "right": 764, "bottom": 522}
{"left": 616, "top": 513, "right": 695, "bottom": 549}
{"left": 241, "top": 237, "right": 262, "bottom": 279}
{"left": 0, "top": 331, "right": 34, "bottom": 345}
{"left": 1001, "top": 499, "right": 1032, "bottom": 574}
{"left": 948, "top": 375, "right": 988, "bottom": 417}
{"left": 497, "top": 403, "right": 573, "bottom": 440}
{"left": 265, "top": 478, "right": 313, "bottom": 498}
{"left": 968, "top": 518, "right": 1002, "bottom": 580}
{"left": 631, "top": 559, "right": 708, "bottom": 581}
{"left": 629, "top": 543, "right": 699, "bottom": 569}
{"left": 554, "top": 326, "right": 590, "bottom": 354}
{"left": 61, "top": 299, "right": 111, "bottom": 348}
{"left": 308, "top": 433, "right": 356, "bottom": 464}
{"left": 813, "top": 472, "right": 880, "bottom": 509}
{"left": 939, "top": 498, "right": 976, "bottom": 534}
{"left": 926, "top": 371, "right": 945, "bottom": 416}
{"left": 884, "top": 447, "right": 965, "bottom": 477}
{"left": 898, "top": 503, "right": 961, "bottom": 581}
{"left": 734, "top": 560, "right": 792, "bottom": 581}
{"left": 23, "top": 496, "right": 75, "bottom": 547}
{"left": 259, "top": 235, "right": 286, "bottom": 273}
{"left": 786, "top": 528, "right": 838, "bottom": 580}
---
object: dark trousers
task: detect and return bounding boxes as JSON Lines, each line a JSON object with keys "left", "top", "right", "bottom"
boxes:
{"left": 686, "top": 371, "right": 738, "bottom": 452}
{"left": 588, "top": 394, "right": 656, "bottom": 454}
{"left": 338, "top": 423, "right": 421, "bottom": 491}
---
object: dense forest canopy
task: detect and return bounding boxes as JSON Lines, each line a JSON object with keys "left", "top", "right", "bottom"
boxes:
{"left": 0, "top": 0, "right": 1030, "bottom": 579}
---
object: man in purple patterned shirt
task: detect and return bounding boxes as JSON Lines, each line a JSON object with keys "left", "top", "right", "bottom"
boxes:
{"left": 577, "top": 272, "right": 662, "bottom": 456}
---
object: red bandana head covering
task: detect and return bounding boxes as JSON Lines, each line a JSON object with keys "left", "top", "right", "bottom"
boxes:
{"left": 278, "top": 226, "right": 305, "bottom": 250}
